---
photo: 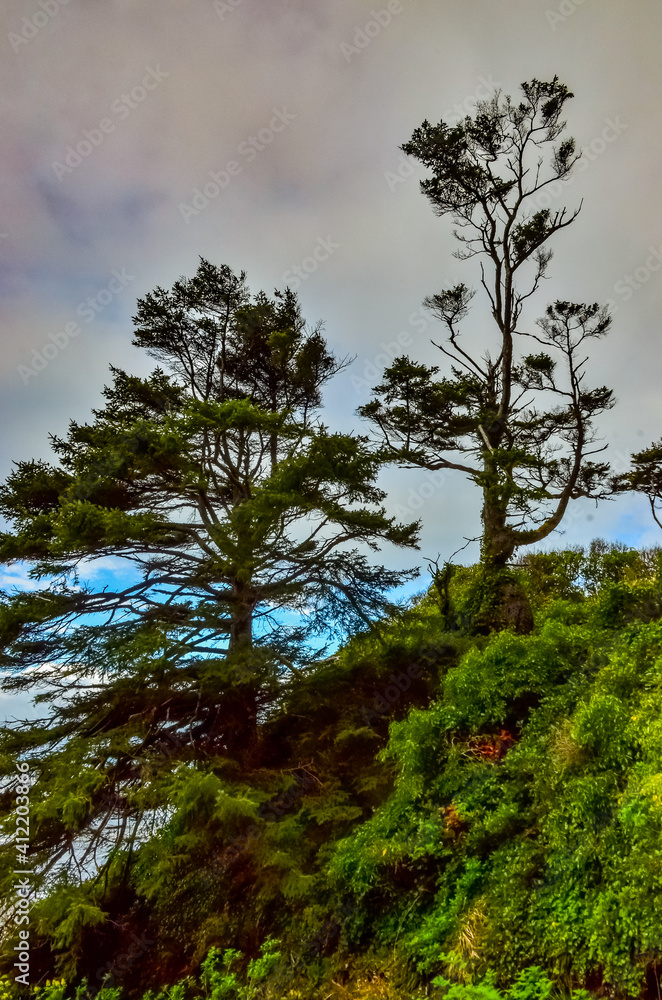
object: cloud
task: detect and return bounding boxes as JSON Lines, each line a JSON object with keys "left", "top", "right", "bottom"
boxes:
{"left": 0, "top": 0, "right": 661, "bottom": 586}
{"left": 0, "top": 566, "right": 41, "bottom": 593}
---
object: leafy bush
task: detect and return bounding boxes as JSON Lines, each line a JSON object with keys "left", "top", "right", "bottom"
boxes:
{"left": 4, "top": 545, "right": 662, "bottom": 998}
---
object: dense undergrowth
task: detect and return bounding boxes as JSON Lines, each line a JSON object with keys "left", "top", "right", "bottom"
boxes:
{"left": 4, "top": 541, "right": 662, "bottom": 999}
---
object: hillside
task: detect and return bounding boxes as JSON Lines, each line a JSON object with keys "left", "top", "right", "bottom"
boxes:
{"left": 3, "top": 540, "right": 662, "bottom": 999}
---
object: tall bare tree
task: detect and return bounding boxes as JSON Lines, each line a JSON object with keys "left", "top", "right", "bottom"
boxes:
{"left": 360, "top": 78, "right": 615, "bottom": 631}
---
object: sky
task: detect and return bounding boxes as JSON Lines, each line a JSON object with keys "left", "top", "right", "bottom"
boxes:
{"left": 1, "top": 0, "right": 662, "bottom": 716}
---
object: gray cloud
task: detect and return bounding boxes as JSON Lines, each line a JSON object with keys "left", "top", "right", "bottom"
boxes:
{"left": 1, "top": 0, "right": 661, "bottom": 589}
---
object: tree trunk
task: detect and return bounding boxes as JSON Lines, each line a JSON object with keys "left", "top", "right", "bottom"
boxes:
{"left": 471, "top": 484, "right": 534, "bottom": 635}
{"left": 471, "top": 569, "right": 534, "bottom": 635}
{"left": 226, "top": 584, "right": 260, "bottom": 765}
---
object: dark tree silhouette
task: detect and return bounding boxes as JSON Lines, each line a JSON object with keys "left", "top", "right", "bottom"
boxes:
{"left": 0, "top": 260, "right": 418, "bottom": 937}
{"left": 360, "top": 78, "right": 615, "bottom": 632}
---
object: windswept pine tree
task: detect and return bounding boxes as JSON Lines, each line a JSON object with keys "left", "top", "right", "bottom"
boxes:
{"left": 0, "top": 260, "right": 418, "bottom": 970}
{"left": 359, "top": 78, "right": 615, "bottom": 632}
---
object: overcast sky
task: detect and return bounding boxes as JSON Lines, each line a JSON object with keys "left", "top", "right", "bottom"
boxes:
{"left": 1, "top": 0, "right": 661, "bottom": 652}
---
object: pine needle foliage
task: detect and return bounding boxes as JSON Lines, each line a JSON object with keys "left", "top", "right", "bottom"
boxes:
{"left": 3, "top": 544, "right": 662, "bottom": 998}
{"left": 0, "top": 261, "right": 419, "bottom": 975}
{"left": 359, "top": 79, "right": 615, "bottom": 632}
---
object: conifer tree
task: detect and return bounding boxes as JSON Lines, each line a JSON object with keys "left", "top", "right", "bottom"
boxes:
{"left": 0, "top": 260, "right": 418, "bottom": 928}
{"left": 359, "top": 78, "right": 615, "bottom": 632}
{"left": 611, "top": 439, "right": 662, "bottom": 529}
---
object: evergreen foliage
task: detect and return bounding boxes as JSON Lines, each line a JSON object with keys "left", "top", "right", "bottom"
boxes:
{"left": 3, "top": 542, "right": 662, "bottom": 998}
{"left": 1, "top": 78, "right": 661, "bottom": 1000}
{"left": 359, "top": 79, "right": 615, "bottom": 632}
{"left": 0, "top": 261, "right": 418, "bottom": 981}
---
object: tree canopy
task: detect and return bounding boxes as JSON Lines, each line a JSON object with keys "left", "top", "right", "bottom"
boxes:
{"left": 359, "top": 77, "right": 615, "bottom": 631}
{"left": 0, "top": 260, "right": 418, "bottom": 939}
{"left": 2, "top": 78, "right": 662, "bottom": 1000}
